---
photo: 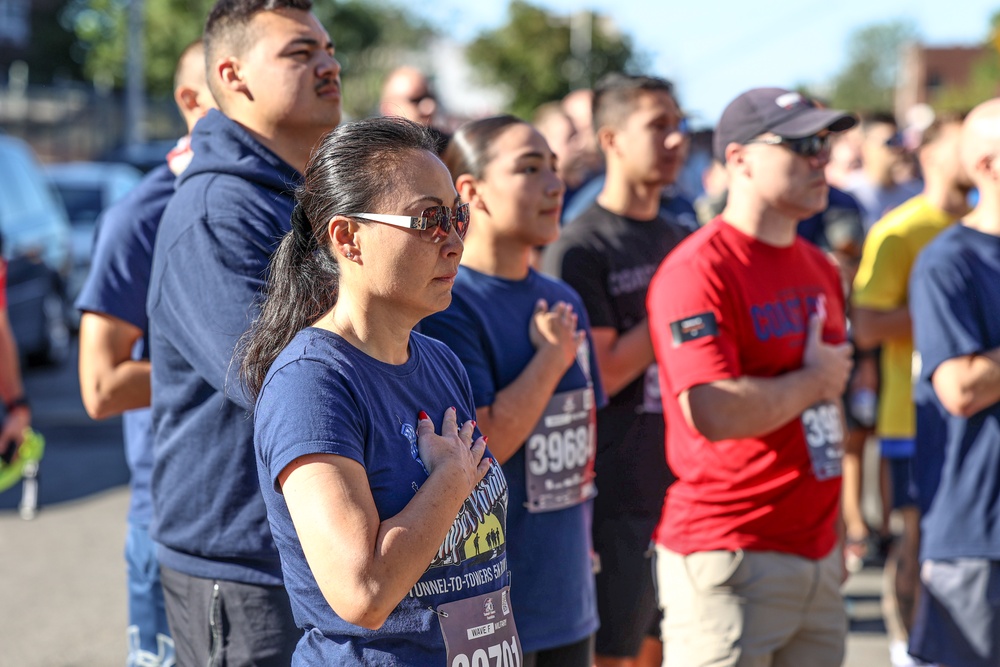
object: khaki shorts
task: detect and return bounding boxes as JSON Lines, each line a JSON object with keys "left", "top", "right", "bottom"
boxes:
{"left": 655, "top": 546, "right": 846, "bottom": 667}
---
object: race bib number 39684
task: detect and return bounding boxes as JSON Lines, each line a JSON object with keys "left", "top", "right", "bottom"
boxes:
{"left": 801, "top": 401, "right": 844, "bottom": 481}
{"left": 525, "top": 387, "right": 597, "bottom": 513}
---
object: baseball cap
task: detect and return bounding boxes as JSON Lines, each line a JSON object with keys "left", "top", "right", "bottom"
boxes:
{"left": 713, "top": 87, "right": 857, "bottom": 162}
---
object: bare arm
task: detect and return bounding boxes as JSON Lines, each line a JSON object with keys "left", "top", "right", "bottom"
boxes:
{"left": 590, "top": 321, "right": 654, "bottom": 397}
{"left": 279, "top": 408, "right": 490, "bottom": 630}
{"left": 931, "top": 347, "right": 1000, "bottom": 418}
{"left": 0, "top": 309, "right": 30, "bottom": 456}
{"left": 681, "top": 313, "right": 853, "bottom": 442}
{"left": 78, "top": 312, "right": 149, "bottom": 419}
{"left": 477, "top": 300, "right": 583, "bottom": 463}
{"left": 851, "top": 306, "right": 912, "bottom": 350}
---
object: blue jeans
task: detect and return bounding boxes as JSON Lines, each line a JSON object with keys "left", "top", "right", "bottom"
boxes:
{"left": 126, "top": 522, "right": 174, "bottom": 667}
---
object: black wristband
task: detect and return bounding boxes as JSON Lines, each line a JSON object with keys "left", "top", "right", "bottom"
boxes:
{"left": 5, "top": 396, "right": 29, "bottom": 412}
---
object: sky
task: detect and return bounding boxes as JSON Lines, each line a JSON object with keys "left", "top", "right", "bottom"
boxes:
{"left": 409, "top": 0, "right": 999, "bottom": 126}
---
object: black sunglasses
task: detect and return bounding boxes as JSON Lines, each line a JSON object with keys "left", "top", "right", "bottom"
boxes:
{"left": 744, "top": 134, "right": 831, "bottom": 158}
{"left": 347, "top": 203, "right": 470, "bottom": 243}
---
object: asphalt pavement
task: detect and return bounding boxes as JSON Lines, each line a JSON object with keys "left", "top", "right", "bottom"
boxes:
{"left": 0, "top": 344, "right": 894, "bottom": 666}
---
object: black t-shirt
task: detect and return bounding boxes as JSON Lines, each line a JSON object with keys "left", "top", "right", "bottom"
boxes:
{"left": 541, "top": 203, "right": 689, "bottom": 516}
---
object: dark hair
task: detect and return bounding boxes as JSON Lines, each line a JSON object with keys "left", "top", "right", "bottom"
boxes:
{"left": 592, "top": 73, "right": 676, "bottom": 134}
{"left": 858, "top": 111, "right": 898, "bottom": 134}
{"left": 204, "top": 0, "right": 313, "bottom": 102}
{"left": 238, "top": 117, "right": 439, "bottom": 400}
{"left": 919, "top": 110, "right": 968, "bottom": 148}
{"left": 442, "top": 115, "right": 525, "bottom": 181}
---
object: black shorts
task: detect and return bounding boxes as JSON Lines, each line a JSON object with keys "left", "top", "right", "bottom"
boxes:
{"left": 910, "top": 558, "right": 1000, "bottom": 667}
{"left": 887, "top": 455, "right": 917, "bottom": 510}
{"left": 591, "top": 512, "right": 660, "bottom": 657}
{"left": 522, "top": 634, "right": 595, "bottom": 667}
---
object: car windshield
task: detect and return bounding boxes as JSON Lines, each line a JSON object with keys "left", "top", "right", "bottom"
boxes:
{"left": 51, "top": 184, "right": 103, "bottom": 226}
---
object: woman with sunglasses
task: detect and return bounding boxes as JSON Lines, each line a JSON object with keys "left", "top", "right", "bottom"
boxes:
{"left": 421, "top": 115, "right": 606, "bottom": 667}
{"left": 238, "top": 117, "right": 520, "bottom": 666}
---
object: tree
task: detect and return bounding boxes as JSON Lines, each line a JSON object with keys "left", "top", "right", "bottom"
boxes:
{"left": 61, "top": 0, "right": 433, "bottom": 118}
{"left": 829, "top": 19, "right": 919, "bottom": 114}
{"left": 465, "top": 0, "right": 643, "bottom": 119}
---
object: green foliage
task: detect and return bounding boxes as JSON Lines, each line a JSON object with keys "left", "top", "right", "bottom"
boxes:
{"left": 317, "top": 1, "right": 435, "bottom": 119}
{"left": 829, "top": 19, "right": 919, "bottom": 114}
{"left": 466, "top": 0, "right": 641, "bottom": 119}
{"left": 60, "top": 0, "right": 433, "bottom": 118}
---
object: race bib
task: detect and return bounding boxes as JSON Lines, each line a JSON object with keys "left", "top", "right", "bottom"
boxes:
{"left": 524, "top": 386, "right": 597, "bottom": 513}
{"left": 801, "top": 401, "right": 844, "bottom": 480}
{"left": 438, "top": 586, "right": 521, "bottom": 667}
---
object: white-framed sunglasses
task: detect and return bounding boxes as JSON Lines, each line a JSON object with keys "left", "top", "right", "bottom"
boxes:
{"left": 347, "top": 203, "right": 470, "bottom": 243}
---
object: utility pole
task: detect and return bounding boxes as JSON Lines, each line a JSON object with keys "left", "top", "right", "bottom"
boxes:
{"left": 569, "top": 10, "right": 593, "bottom": 90}
{"left": 125, "top": 0, "right": 146, "bottom": 146}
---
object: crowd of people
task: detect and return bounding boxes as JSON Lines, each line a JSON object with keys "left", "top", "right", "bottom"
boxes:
{"left": 2, "top": 0, "right": 997, "bottom": 665}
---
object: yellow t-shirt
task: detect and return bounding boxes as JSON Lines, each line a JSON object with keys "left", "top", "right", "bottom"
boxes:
{"left": 852, "top": 195, "right": 956, "bottom": 438}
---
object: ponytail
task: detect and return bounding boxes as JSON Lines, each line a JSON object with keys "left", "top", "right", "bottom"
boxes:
{"left": 237, "top": 206, "right": 340, "bottom": 401}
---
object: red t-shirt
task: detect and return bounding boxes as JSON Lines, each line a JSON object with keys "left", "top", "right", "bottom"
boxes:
{"left": 648, "top": 218, "right": 846, "bottom": 559}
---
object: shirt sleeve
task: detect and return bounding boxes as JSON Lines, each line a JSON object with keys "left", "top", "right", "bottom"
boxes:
{"left": 75, "top": 202, "right": 156, "bottom": 330}
{"left": 853, "top": 229, "right": 910, "bottom": 310}
{"left": 911, "top": 255, "right": 984, "bottom": 382}
{"left": 255, "top": 358, "right": 366, "bottom": 493}
{"left": 648, "top": 259, "right": 741, "bottom": 396}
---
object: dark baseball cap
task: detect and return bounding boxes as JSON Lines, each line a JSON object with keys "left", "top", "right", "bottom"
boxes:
{"left": 713, "top": 87, "right": 857, "bottom": 162}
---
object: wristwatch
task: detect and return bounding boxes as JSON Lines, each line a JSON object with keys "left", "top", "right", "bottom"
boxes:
{"left": 4, "top": 396, "right": 29, "bottom": 413}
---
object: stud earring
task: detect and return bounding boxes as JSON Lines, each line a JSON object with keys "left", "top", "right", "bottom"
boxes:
{"left": 346, "top": 251, "right": 354, "bottom": 259}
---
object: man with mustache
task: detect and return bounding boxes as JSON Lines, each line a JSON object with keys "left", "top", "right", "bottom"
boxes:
{"left": 146, "top": 0, "right": 341, "bottom": 664}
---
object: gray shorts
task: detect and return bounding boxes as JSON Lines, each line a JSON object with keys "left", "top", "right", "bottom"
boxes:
{"left": 655, "top": 546, "right": 846, "bottom": 667}
{"left": 909, "top": 558, "right": 1000, "bottom": 667}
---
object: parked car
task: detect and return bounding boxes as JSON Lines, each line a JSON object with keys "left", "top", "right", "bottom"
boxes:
{"left": 100, "top": 139, "right": 178, "bottom": 174}
{"left": 0, "top": 135, "right": 72, "bottom": 366}
{"left": 45, "top": 161, "right": 143, "bottom": 304}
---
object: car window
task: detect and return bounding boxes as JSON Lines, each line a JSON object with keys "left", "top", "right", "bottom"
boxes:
{"left": 0, "top": 140, "right": 61, "bottom": 234}
{"left": 50, "top": 184, "right": 104, "bottom": 226}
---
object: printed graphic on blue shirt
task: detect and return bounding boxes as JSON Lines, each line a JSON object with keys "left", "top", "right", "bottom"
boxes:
{"left": 421, "top": 461, "right": 509, "bottom": 574}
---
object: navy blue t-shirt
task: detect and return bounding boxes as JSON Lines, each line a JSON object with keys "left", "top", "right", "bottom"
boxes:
{"left": 255, "top": 329, "right": 511, "bottom": 666}
{"left": 147, "top": 109, "right": 301, "bottom": 584}
{"left": 911, "top": 223, "right": 1000, "bottom": 560}
{"left": 797, "top": 186, "right": 865, "bottom": 251}
{"left": 420, "top": 266, "right": 605, "bottom": 653}
{"left": 74, "top": 162, "right": 176, "bottom": 526}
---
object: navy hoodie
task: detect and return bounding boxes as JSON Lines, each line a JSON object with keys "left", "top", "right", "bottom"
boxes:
{"left": 147, "top": 109, "right": 301, "bottom": 584}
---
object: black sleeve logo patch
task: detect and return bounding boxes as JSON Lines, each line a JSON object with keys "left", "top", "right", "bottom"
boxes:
{"left": 670, "top": 312, "right": 719, "bottom": 346}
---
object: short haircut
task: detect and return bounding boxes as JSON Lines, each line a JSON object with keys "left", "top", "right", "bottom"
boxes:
{"left": 203, "top": 0, "right": 313, "bottom": 100}
{"left": 173, "top": 39, "right": 205, "bottom": 91}
{"left": 532, "top": 101, "right": 568, "bottom": 128}
{"left": 592, "top": 73, "right": 676, "bottom": 134}
{"left": 919, "top": 110, "right": 968, "bottom": 149}
{"left": 858, "top": 111, "right": 898, "bottom": 134}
